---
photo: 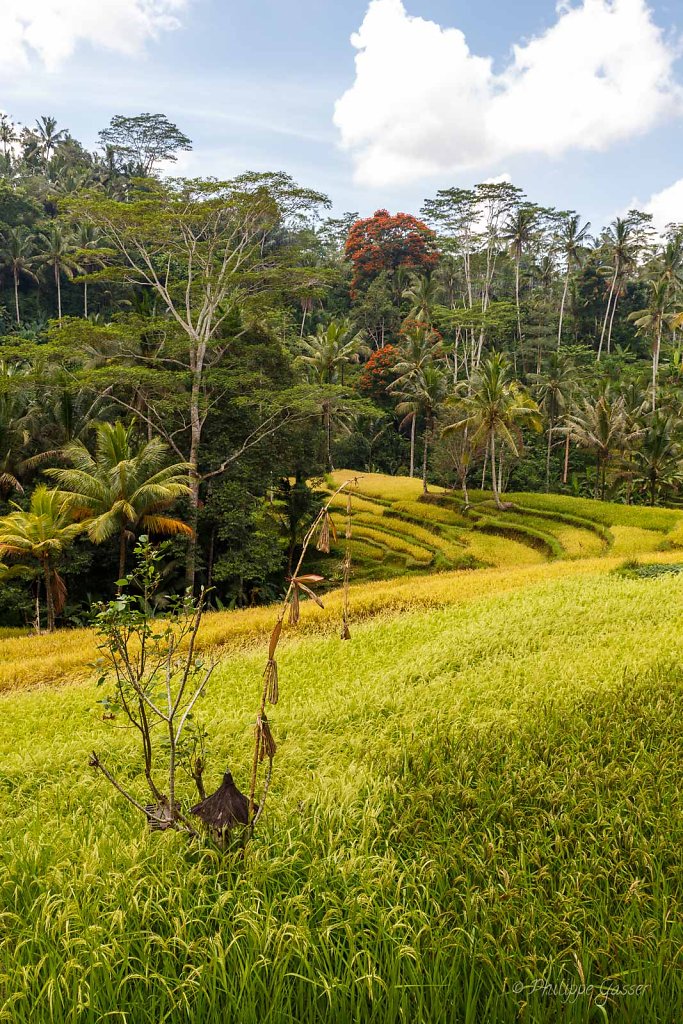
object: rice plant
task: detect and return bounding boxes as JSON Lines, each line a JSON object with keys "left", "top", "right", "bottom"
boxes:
{"left": 1, "top": 571, "right": 681, "bottom": 1022}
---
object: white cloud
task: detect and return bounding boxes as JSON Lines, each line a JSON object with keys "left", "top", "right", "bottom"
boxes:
{"left": 334, "top": 0, "right": 682, "bottom": 185}
{"left": 642, "top": 178, "right": 683, "bottom": 232}
{"left": 0, "top": 0, "right": 187, "bottom": 75}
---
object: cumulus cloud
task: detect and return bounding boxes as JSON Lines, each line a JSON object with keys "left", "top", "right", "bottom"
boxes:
{"left": 0, "top": 0, "right": 187, "bottom": 74}
{"left": 642, "top": 178, "right": 683, "bottom": 232}
{"left": 334, "top": 0, "right": 682, "bottom": 185}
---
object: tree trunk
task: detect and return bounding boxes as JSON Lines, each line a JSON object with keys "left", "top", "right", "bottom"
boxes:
{"left": 185, "top": 471, "right": 200, "bottom": 591}
{"left": 595, "top": 456, "right": 601, "bottom": 500}
{"left": 55, "top": 263, "right": 62, "bottom": 322}
{"left": 422, "top": 421, "right": 429, "bottom": 494}
{"left": 325, "top": 401, "right": 333, "bottom": 471}
{"left": 602, "top": 458, "right": 607, "bottom": 501}
{"left": 185, "top": 372, "right": 203, "bottom": 591}
{"left": 118, "top": 530, "right": 128, "bottom": 585}
{"left": 13, "top": 267, "right": 20, "bottom": 325}
{"left": 558, "top": 270, "right": 569, "bottom": 349}
{"left": 491, "top": 431, "right": 503, "bottom": 509}
{"left": 43, "top": 558, "right": 55, "bottom": 633}
{"left": 563, "top": 432, "right": 570, "bottom": 484}
{"left": 606, "top": 285, "right": 620, "bottom": 355}
{"left": 597, "top": 264, "right": 618, "bottom": 360}
{"left": 546, "top": 422, "right": 553, "bottom": 492}
{"left": 409, "top": 415, "right": 416, "bottom": 478}
{"left": 84, "top": 279, "right": 88, "bottom": 318}
{"left": 515, "top": 255, "right": 522, "bottom": 345}
{"left": 206, "top": 524, "right": 217, "bottom": 589}
{"left": 652, "top": 325, "right": 662, "bottom": 412}
{"left": 34, "top": 578, "right": 41, "bottom": 634}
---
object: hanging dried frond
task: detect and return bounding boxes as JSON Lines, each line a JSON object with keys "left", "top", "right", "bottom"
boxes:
{"left": 294, "top": 574, "right": 325, "bottom": 607}
{"left": 316, "top": 510, "right": 336, "bottom": 554}
{"left": 289, "top": 574, "right": 325, "bottom": 625}
{"left": 268, "top": 620, "right": 283, "bottom": 660}
{"left": 263, "top": 658, "right": 279, "bottom": 704}
{"left": 255, "top": 714, "right": 277, "bottom": 762}
{"left": 288, "top": 585, "right": 300, "bottom": 625}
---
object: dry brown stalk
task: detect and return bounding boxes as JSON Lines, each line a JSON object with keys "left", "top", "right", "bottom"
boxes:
{"left": 247, "top": 477, "right": 360, "bottom": 824}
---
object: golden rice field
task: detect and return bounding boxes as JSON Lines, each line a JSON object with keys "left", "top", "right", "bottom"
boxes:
{"left": 1, "top": 557, "right": 682, "bottom": 1021}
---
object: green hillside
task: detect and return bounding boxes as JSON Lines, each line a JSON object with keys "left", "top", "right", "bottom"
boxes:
{"left": 314, "top": 471, "right": 683, "bottom": 582}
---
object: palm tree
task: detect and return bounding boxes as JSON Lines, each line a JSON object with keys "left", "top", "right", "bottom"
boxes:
{"left": 0, "top": 361, "right": 37, "bottom": 501}
{"left": 73, "top": 223, "right": 105, "bottom": 317}
{"left": 300, "top": 320, "right": 366, "bottom": 385}
{"left": 629, "top": 280, "right": 674, "bottom": 411}
{"left": 657, "top": 236, "right": 683, "bottom": 299}
{"left": 445, "top": 353, "right": 540, "bottom": 509}
{"left": 597, "top": 218, "right": 638, "bottom": 360}
{"left": 395, "top": 365, "right": 449, "bottom": 493}
{"left": 0, "top": 114, "right": 17, "bottom": 158}
{"left": 0, "top": 485, "right": 83, "bottom": 631}
{"left": 557, "top": 214, "right": 591, "bottom": 348}
{"left": 564, "top": 392, "right": 640, "bottom": 500}
{"left": 33, "top": 223, "right": 79, "bottom": 322}
{"left": 31, "top": 116, "right": 68, "bottom": 163}
{"left": 0, "top": 227, "right": 38, "bottom": 325}
{"left": 390, "top": 322, "right": 440, "bottom": 477}
{"left": 626, "top": 413, "right": 682, "bottom": 505}
{"left": 502, "top": 206, "right": 537, "bottom": 345}
{"left": 300, "top": 320, "right": 367, "bottom": 468}
{"left": 47, "top": 421, "right": 193, "bottom": 579}
{"left": 403, "top": 273, "right": 440, "bottom": 324}
{"left": 531, "top": 354, "right": 579, "bottom": 490}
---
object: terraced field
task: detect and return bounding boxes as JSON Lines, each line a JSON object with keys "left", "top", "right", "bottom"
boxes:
{"left": 323, "top": 471, "right": 683, "bottom": 577}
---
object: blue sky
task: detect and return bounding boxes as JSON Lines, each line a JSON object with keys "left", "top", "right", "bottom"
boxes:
{"left": 1, "top": 0, "right": 682, "bottom": 231}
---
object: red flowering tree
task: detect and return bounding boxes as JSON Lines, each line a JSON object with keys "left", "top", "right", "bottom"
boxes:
{"left": 345, "top": 210, "right": 438, "bottom": 295}
{"left": 359, "top": 343, "right": 400, "bottom": 400}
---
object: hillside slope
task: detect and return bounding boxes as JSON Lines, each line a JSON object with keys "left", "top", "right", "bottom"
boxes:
{"left": 1, "top": 475, "right": 683, "bottom": 693}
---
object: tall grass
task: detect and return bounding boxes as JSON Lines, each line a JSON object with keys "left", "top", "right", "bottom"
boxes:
{"left": 1, "top": 573, "right": 681, "bottom": 1022}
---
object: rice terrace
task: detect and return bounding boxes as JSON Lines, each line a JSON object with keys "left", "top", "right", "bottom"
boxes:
{"left": 2, "top": 0, "right": 683, "bottom": 1021}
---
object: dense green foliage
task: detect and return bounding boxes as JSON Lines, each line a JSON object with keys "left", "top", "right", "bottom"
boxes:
{"left": 1, "top": 110, "right": 683, "bottom": 628}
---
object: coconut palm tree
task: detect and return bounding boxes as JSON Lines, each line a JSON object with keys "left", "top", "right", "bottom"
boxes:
{"left": 0, "top": 227, "right": 38, "bottom": 325}
{"left": 626, "top": 413, "right": 682, "bottom": 505}
{"left": 73, "top": 223, "right": 105, "bottom": 317}
{"left": 32, "top": 223, "right": 79, "bottom": 322}
{"left": 531, "top": 354, "right": 580, "bottom": 491}
{"left": 300, "top": 320, "right": 367, "bottom": 468}
{"left": 389, "top": 322, "right": 441, "bottom": 477}
{"left": 31, "top": 116, "right": 68, "bottom": 163}
{"left": 629, "top": 280, "right": 674, "bottom": 411}
{"left": 564, "top": 392, "right": 640, "bottom": 500}
{"left": 445, "top": 353, "right": 540, "bottom": 509}
{"left": 597, "top": 217, "right": 639, "bottom": 360}
{"left": 502, "top": 205, "right": 538, "bottom": 345}
{"left": 403, "top": 273, "right": 440, "bottom": 325}
{"left": 395, "top": 365, "right": 449, "bottom": 493}
{"left": 0, "top": 361, "right": 38, "bottom": 501}
{"left": 557, "top": 214, "right": 591, "bottom": 348}
{"left": 299, "top": 320, "right": 366, "bottom": 385}
{"left": 0, "top": 485, "right": 83, "bottom": 631}
{"left": 47, "top": 421, "right": 193, "bottom": 579}
{"left": 0, "top": 114, "right": 17, "bottom": 159}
